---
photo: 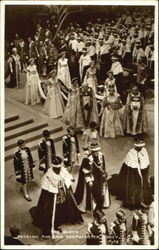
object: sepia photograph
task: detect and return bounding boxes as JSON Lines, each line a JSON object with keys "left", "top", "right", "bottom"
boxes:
{"left": 1, "top": 0, "right": 158, "bottom": 248}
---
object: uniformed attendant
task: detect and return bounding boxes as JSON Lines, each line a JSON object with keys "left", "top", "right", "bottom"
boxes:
{"left": 86, "top": 209, "right": 109, "bottom": 245}
{"left": 109, "top": 210, "right": 127, "bottom": 245}
{"left": 131, "top": 204, "right": 153, "bottom": 245}
{"left": 63, "top": 126, "right": 80, "bottom": 174}
{"left": 38, "top": 130, "right": 56, "bottom": 172}
{"left": 13, "top": 139, "right": 35, "bottom": 201}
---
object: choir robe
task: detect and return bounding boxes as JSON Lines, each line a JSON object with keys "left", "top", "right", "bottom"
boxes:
{"left": 74, "top": 152, "right": 111, "bottom": 211}
{"left": 38, "top": 138, "right": 55, "bottom": 172}
{"left": 62, "top": 134, "right": 80, "bottom": 167}
{"left": 30, "top": 167, "right": 83, "bottom": 236}
{"left": 86, "top": 220, "right": 109, "bottom": 245}
{"left": 117, "top": 147, "right": 153, "bottom": 208}
{"left": 13, "top": 147, "right": 35, "bottom": 184}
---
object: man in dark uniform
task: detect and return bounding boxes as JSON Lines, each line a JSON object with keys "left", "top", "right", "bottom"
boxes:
{"left": 38, "top": 130, "right": 56, "bottom": 172}
{"left": 62, "top": 126, "right": 80, "bottom": 174}
{"left": 86, "top": 209, "right": 109, "bottom": 245}
{"left": 13, "top": 139, "right": 35, "bottom": 201}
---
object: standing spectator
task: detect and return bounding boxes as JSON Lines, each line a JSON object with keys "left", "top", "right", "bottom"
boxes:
{"left": 13, "top": 139, "right": 36, "bottom": 201}
{"left": 96, "top": 38, "right": 110, "bottom": 81}
{"left": 13, "top": 34, "right": 20, "bottom": 52}
{"left": 85, "top": 39, "right": 96, "bottom": 61}
{"left": 68, "top": 53, "right": 79, "bottom": 80}
{"left": 9, "top": 48, "right": 21, "bottom": 88}
{"left": 38, "top": 129, "right": 56, "bottom": 173}
{"left": 69, "top": 33, "right": 78, "bottom": 53}
{"left": 37, "top": 41, "right": 47, "bottom": 76}
{"left": 47, "top": 45, "right": 55, "bottom": 74}
{"left": 149, "top": 44, "right": 154, "bottom": 79}
{"left": 59, "top": 38, "right": 68, "bottom": 53}
{"left": 132, "top": 39, "right": 145, "bottom": 65}
{"left": 28, "top": 37, "right": 38, "bottom": 59}
{"left": 124, "top": 84, "right": 148, "bottom": 136}
{"left": 37, "top": 23, "right": 44, "bottom": 41}
{"left": 77, "top": 36, "right": 85, "bottom": 57}
{"left": 25, "top": 58, "right": 46, "bottom": 105}
{"left": 19, "top": 38, "right": 27, "bottom": 71}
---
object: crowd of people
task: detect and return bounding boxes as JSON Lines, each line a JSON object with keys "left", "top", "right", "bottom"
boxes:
{"left": 5, "top": 6, "right": 155, "bottom": 246}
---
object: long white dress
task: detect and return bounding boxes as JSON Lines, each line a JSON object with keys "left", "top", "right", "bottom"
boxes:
{"left": 43, "top": 77, "right": 65, "bottom": 118}
{"left": 100, "top": 95, "right": 124, "bottom": 138}
{"left": 57, "top": 58, "right": 71, "bottom": 89}
{"left": 84, "top": 67, "right": 97, "bottom": 94}
{"left": 25, "top": 64, "right": 46, "bottom": 105}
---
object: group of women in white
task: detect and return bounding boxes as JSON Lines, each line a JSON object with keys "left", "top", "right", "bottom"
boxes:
{"left": 25, "top": 56, "right": 148, "bottom": 138}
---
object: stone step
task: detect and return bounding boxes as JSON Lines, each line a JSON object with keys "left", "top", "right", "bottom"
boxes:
{"left": 5, "top": 122, "right": 48, "bottom": 141}
{"left": 5, "top": 118, "right": 34, "bottom": 132}
{"left": 5, "top": 125, "right": 63, "bottom": 151}
{"left": 5, "top": 130, "right": 65, "bottom": 161}
{"left": 5, "top": 114, "right": 19, "bottom": 123}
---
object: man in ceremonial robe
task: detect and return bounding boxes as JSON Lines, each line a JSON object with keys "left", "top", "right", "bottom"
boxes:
{"left": 30, "top": 156, "right": 83, "bottom": 237}
{"left": 117, "top": 136, "right": 153, "bottom": 209}
{"left": 74, "top": 143, "right": 110, "bottom": 213}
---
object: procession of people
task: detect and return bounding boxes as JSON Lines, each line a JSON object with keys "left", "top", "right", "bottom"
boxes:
{"left": 6, "top": 5, "right": 155, "bottom": 246}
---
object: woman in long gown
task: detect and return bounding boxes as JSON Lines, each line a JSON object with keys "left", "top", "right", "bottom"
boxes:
{"left": 104, "top": 70, "right": 117, "bottom": 96}
{"left": 57, "top": 51, "right": 71, "bottom": 89}
{"left": 123, "top": 84, "right": 148, "bottom": 136}
{"left": 63, "top": 77, "right": 79, "bottom": 126}
{"left": 100, "top": 86, "right": 124, "bottom": 139}
{"left": 25, "top": 58, "right": 46, "bottom": 105}
{"left": 43, "top": 69, "right": 65, "bottom": 118}
{"left": 72, "top": 81, "right": 99, "bottom": 130}
{"left": 84, "top": 60, "right": 98, "bottom": 93}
